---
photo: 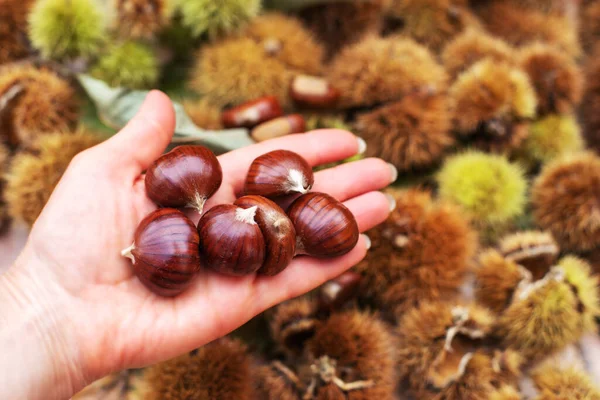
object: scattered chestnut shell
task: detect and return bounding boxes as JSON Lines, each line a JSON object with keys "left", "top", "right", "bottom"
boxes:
{"left": 145, "top": 145, "right": 222, "bottom": 214}
{"left": 221, "top": 96, "right": 283, "bottom": 129}
{"left": 234, "top": 195, "right": 296, "bottom": 276}
{"left": 121, "top": 208, "right": 200, "bottom": 297}
{"left": 197, "top": 204, "right": 266, "bottom": 276}
{"left": 318, "top": 271, "right": 362, "bottom": 312}
{"left": 287, "top": 192, "right": 359, "bottom": 258}
{"left": 244, "top": 150, "right": 314, "bottom": 198}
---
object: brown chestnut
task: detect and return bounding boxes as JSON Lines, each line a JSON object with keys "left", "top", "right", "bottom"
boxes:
{"left": 244, "top": 150, "right": 314, "bottom": 198}
{"left": 197, "top": 204, "right": 265, "bottom": 276}
{"left": 287, "top": 192, "right": 359, "bottom": 258}
{"left": 290, "top": 75, "right": 340, "bottom": 109}
{"left": 145, "top": 145, "right": 222, "bottom": 214}
{"left": 250, "top": 114, "right": 306, "bottom": 142}
{"left": 318, "top": 271, "right": 362, "bottom": 312}
{"left": 221, "top": 96, "right": 283, "bottom": 129}
{"left": 121, "top": 208, "right": 200, "bottom": 296}
{"left": 234, "top": 195, "right": 296, "bottom": 276}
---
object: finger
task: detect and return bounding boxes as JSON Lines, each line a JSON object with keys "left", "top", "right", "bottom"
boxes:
{"left": 253, "top": 235, "right": 370, "bottom": 312}
{"left": 97, "top": 91, "right": 176, "bottom": 176}
{"left": 344, "top": 190, "right": 394, "bottom": 232}
{"left": 312, "top": 158, "right": 397, "bottom": 202}
{"left": 219, "top": 129, "right": 364, "bottom": 194}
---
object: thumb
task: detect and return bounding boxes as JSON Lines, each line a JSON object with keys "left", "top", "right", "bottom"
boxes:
{"left": 99, "top": 90, "right": 176, "bottom": 175}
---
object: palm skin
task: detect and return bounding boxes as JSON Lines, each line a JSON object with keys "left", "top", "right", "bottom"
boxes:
{"left": 0, "top": 92, "right": 393, "bottom": 399}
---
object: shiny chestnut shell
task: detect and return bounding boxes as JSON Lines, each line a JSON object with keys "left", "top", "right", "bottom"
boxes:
{"left": 244, "top": 150, "right": 314, "bottom": 198}
{"left": 234, "top": 195, "right": 296, "bottom": 276}
{"left": 318, "top": 271, "right": 362, "bottom": 312}
{"left": 287, "top": 192, "right": 359, "bottom": 258}
{"left": 197, "top": 204, "right": 266, "bottom": 276}
{"left": 145, "top": 145, "right": 223, "bottom": 213}
{"left": 122, "top": 208, "right": 200, "bottom": 296}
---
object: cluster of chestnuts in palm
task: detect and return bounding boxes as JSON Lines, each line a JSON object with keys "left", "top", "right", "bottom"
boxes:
{"left": 121, "top": 145, "right": 359, "bottom": 296}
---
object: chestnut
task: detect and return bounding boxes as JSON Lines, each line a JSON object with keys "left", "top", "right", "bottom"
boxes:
{"left": 244, "top": 150, "right": 314, "bottom": 198}
{"left": 234, "top": 195, "right": 296, "bottom": 276}
{"left": 197, "top": 204, "right": 266, "bottom": 276}
{"left": 121, "top": 208, "right": 200, "bottom": 297}
{"left": 221, "top": 96, "right": 283, "bottom": 129}
{"left": 145, "top": 145, "right": 222, "bottom": 214}
{"left": 287, "top": 192, "right": 359, "bottom": 258}
{"left": 250, "top": 114, "right": 306, "bottom": 142}
{"left": 318, "top": 271, "right": 362, "bottom": 312}
{"left": 290, "top": 75, "right": 340, "bottom": 109}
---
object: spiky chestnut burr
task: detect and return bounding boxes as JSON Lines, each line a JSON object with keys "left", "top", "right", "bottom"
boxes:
{"left": 395, "top": 301, "right": 500, "bottom": 398}
{"left": 354, "top": 189, "right": 477, "bottom": 314}
{"left": 113, "top": 0, "right": 167, "bottom": 40}
{"left": 243, "top": 13, "right": 325, "bottom": 76}
{"left": 4, "top": 129, "right": 100, "bottom": 226}
{"left": 253, "top": 362, "right": 304, "bottom": 400}
{"left": 0, "top": 65, "right": 79, "bottom": 146}
{"left": 531, "top": 365, "right": 600, "bottom": 399}
{"left": 306, "top": 310, "right": 397, "bottom": 400}
{"left": 490, "top": 386, "right": 522, "bottom": 400}
{"left": 183, "top": 99, "right": 223, "bottom": 130}
{"left": 355, "top": 89, "right": 454, "bottom": 172}
{"left": 521, "top": 114, "right": 583, "bottom": 166}
{"left": 582, "top": 53, "right": 600, "bottom": 151}
{"left": 121, "top": 209, "right": 200, "bottom": 296}
{"left": 145, "top": 145, "right": 222, "bottom": 214}
{"left": 442, "top": 28, "right": 516, "bottom": 78}
{"left": 475, "top": 249, "right": 532, "bottom": 313}
{"left": 499, "top": 231, "right": 559, "bottom": 280}
{"left": 144, "top": 338, "right": 255, "bottom": 400}
{"left": 518, "top": 43, "right": 583, "bottom": 116}
{"left": 531, "top": 152, "right": 600, "bottom": 252}
{"left": 479, "top": 3, "right": 581, "bottom": 57}
{"left": 383, "top": 0, "right": 483, "bottom": 52}
{"left": 298, "top": 0, "right": 385, "bottom": 59}
{"left": 0, "top": 0, "right": 34, "bottom": 64}
{"left": 28, "top": 0, "right": 107, "bottom": 60}
{"left": 191, "top": 37, "right": 293, "bottom": 108}
{"left": 170, "top": 0, "right": 260, "bottom": 38}
{"left": 437, "top": 151, "right": 527, "bottom": 225}
{"left": 269, "top": 297, "right": 319, "bottom": 358}
{"left": 448, "top": 59, "right": 537, "bottom": 152}
{"left": 90, "top": 41, "right": 159, "bottom": 89}
{"left": 497, "top": 257, "right": 600, "bottom": 359}
{"left": 581, "top": 2, "right": 600, "bottom": 54}
{"left": 327, "top": 36, "right": 448, "bottom": 108}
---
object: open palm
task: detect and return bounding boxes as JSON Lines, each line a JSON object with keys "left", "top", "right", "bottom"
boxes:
{"left": 8, "top": 92, "right": 393, "bottom": 393}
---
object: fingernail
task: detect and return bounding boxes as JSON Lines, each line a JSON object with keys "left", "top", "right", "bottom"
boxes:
{"left": 362, "top": 234, "right": 371, "bottom": 250}
{"left": 387, "top": 163, "right": 398, "bottom": 183}
{"left": 356, "top": 137, "right": 367, "bottom": 154}
{"left": 384, "top": 192, "right": 396, "bottom": 212}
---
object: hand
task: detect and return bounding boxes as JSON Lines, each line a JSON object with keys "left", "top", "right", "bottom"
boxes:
{"left": 0, "top": 92, "right": 394, "bottom": 399}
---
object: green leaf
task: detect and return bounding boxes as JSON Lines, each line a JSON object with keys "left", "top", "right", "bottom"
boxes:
{"left": 77, "top": 74, "right": 255, "bottom": 154}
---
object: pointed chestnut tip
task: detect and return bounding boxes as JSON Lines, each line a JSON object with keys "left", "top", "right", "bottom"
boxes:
{"left": 235, "top": 206, "right": 258, "bottom": 225}
{"left": 121, "top": 243, "right": 136, "bottom": 263}
{"left": 187, "top": 192, "right": 207, "bottom": 214}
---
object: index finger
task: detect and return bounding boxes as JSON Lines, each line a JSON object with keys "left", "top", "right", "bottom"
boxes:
{"left": 217, "top": 129, "right": 364, "bottom": 195}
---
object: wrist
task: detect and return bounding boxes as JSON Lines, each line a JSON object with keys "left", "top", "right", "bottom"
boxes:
{"left": 0, "top": 248, "right": 86, "bottom": 399}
